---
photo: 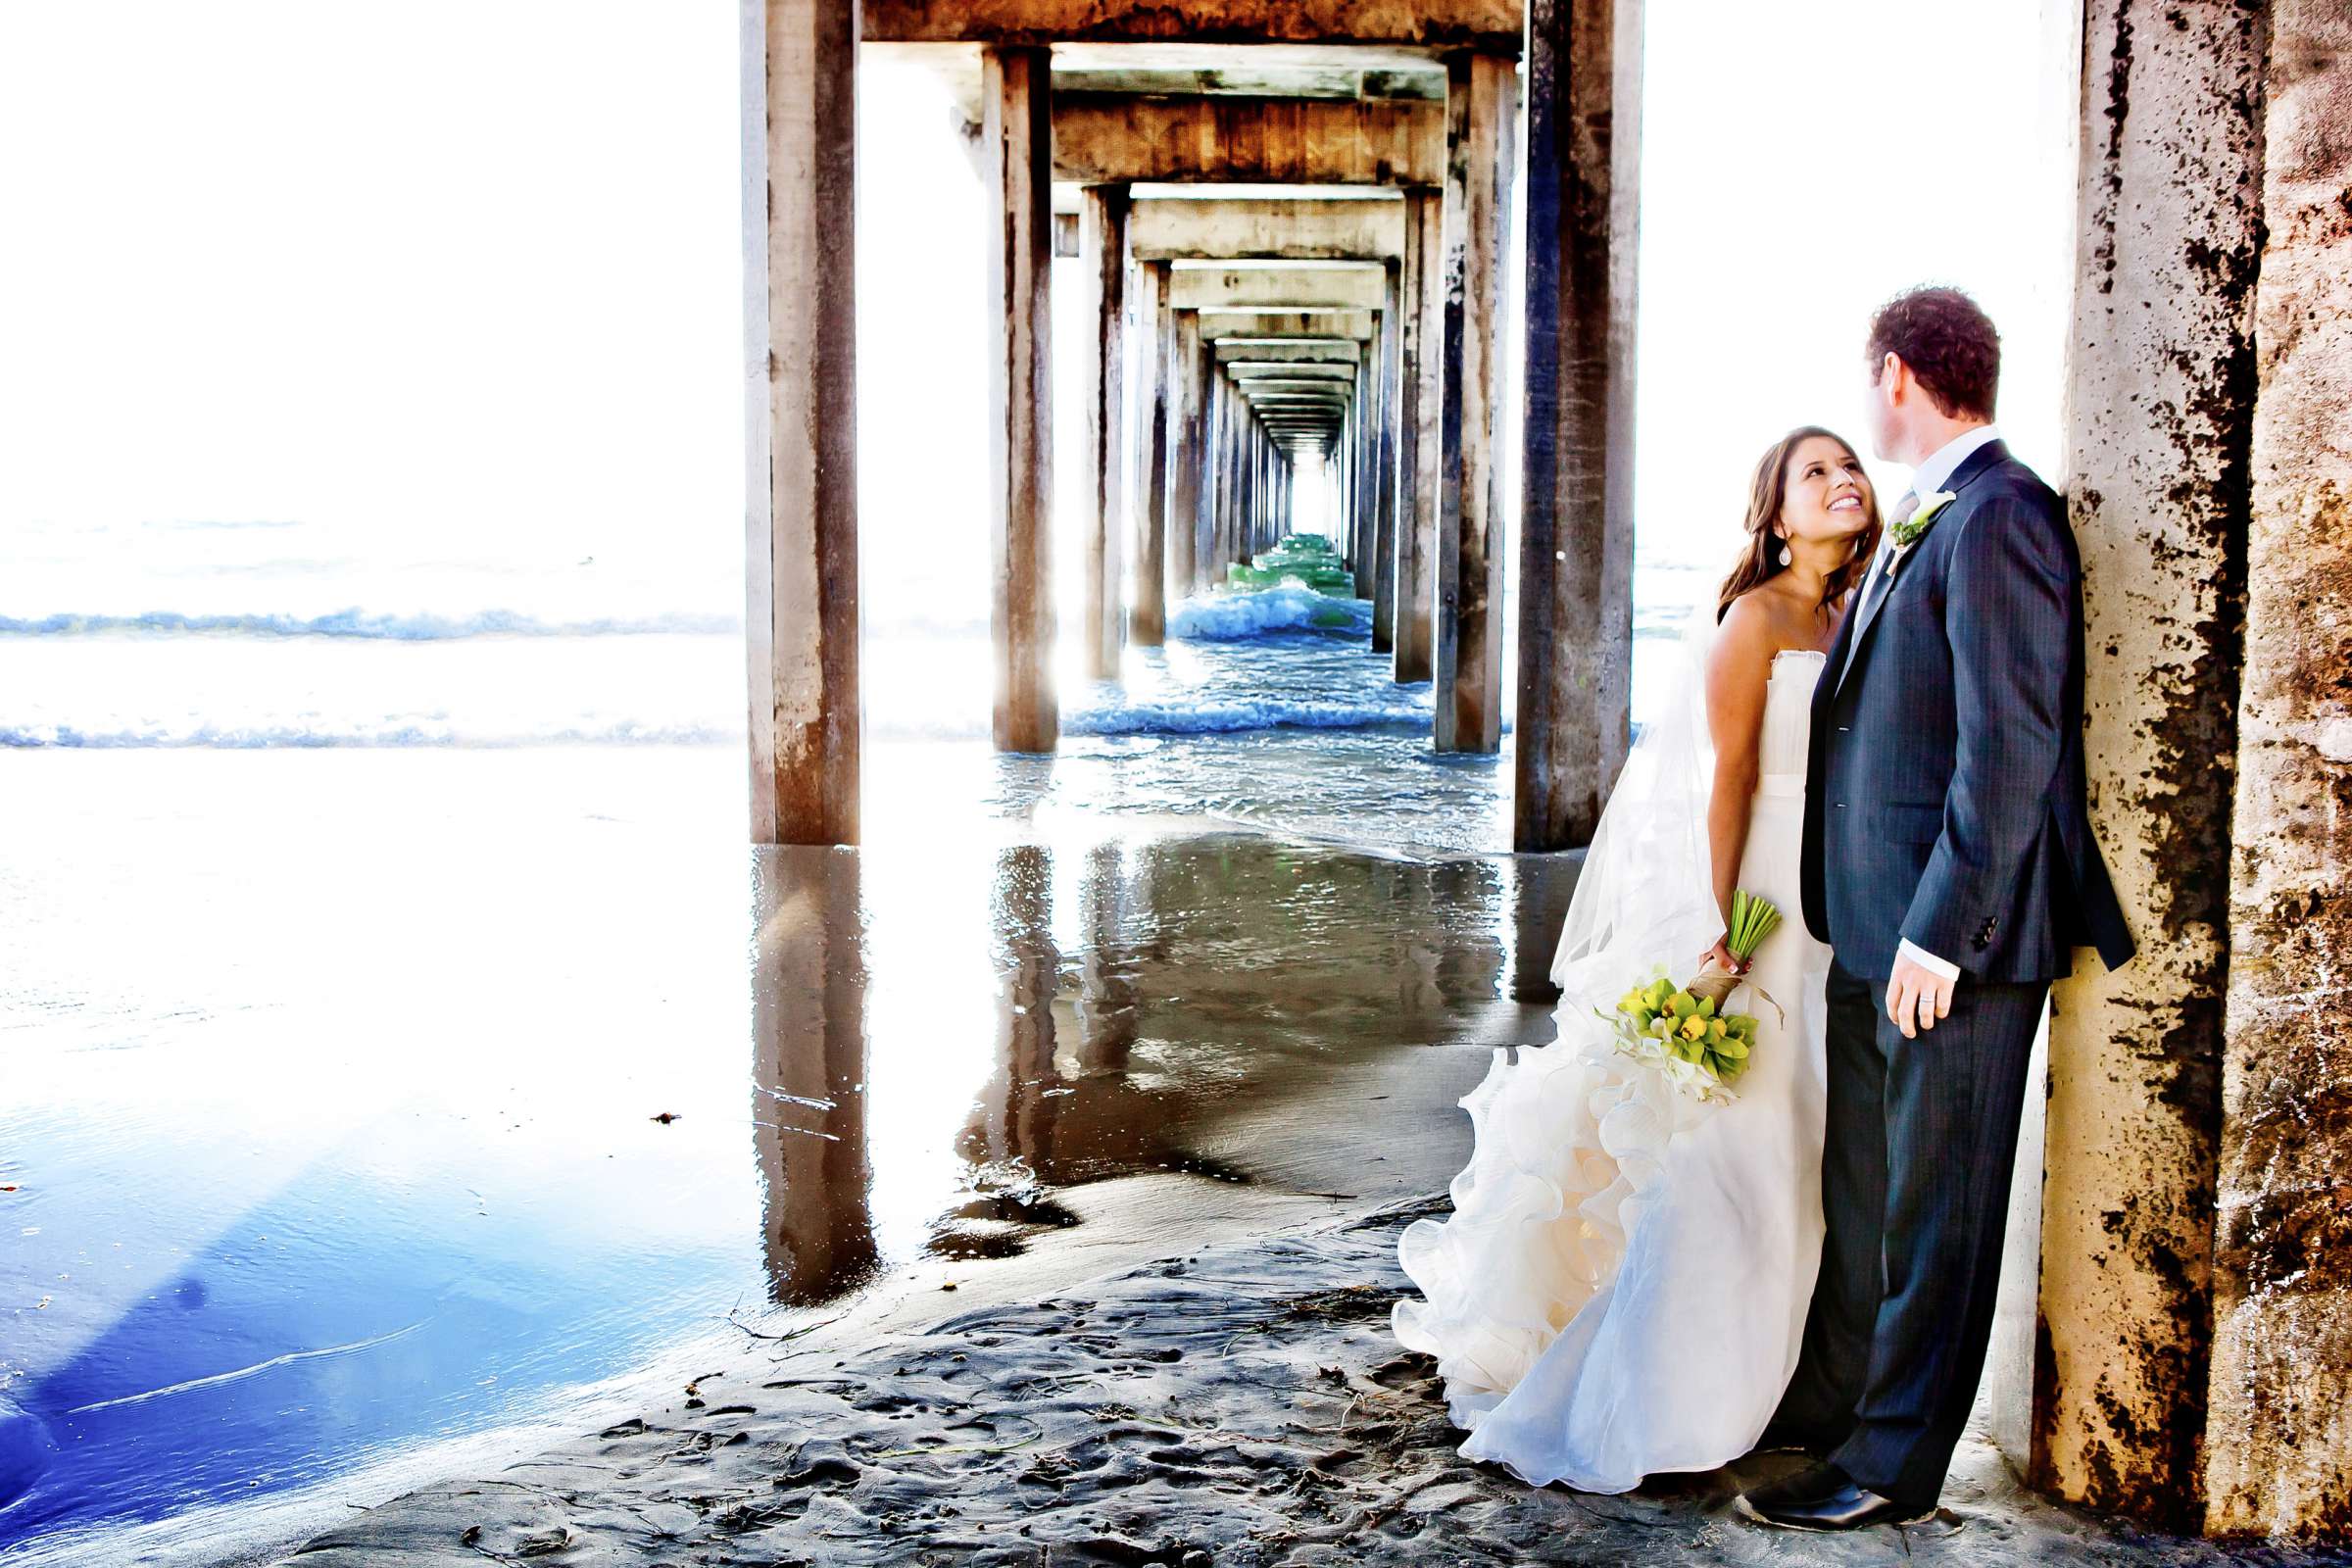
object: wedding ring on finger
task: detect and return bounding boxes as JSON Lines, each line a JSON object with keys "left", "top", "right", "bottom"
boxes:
{"left": 1916, "top": 991, "right": 1937, "bottom": 1029}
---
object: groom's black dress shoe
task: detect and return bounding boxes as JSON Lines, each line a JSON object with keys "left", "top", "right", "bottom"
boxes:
{"left": 1735, "top": 1462, "right": 1936, "bottom": 1532}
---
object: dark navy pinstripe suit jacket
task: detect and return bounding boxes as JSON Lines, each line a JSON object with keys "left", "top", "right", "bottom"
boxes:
{"left": 1800, "top": 441, "right": 2134, "bottom": 984}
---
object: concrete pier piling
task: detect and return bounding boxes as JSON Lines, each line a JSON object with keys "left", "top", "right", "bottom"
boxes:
{"left": 1372, "top": 265, "right": 1401, "bottom": 654}
{"left": 981, "top": 44, "right": 1056, "bottom": 755}
{"left": 2211, "top": 0, "right": 2352, "bottom": 1537}
{"left": 1079, "top": 182, "right": 1130, "bottom": 682}
{"left": 1167, "top": 307, "right": 1204, "bottom": 598}
{"left": 1433, "top": 52, "right": 1516, "bottom": 754}
{"left": 744, "top": 0, "right": 860, "bottom": 847}
{"left": 1514, "top": 0, "right": 1641, "bottom": 849}
{"left": 1396, "top": 185, "right": 1441, "bottom": 685}
{"left": 1133, "top": 260, "right": 1173, "bottom": 647}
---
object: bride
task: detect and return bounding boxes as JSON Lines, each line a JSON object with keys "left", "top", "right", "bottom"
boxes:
{"left": 1393, "top": 426, "right": 1881, "bottom": 1492}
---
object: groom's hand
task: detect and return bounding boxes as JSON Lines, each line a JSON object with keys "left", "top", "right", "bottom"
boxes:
{"left": 1886, "top": 955, "right": 1954, "bottom": 1039}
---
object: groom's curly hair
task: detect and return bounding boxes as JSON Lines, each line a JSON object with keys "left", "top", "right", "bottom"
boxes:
{"left": 1867, "top": 286, "right": 1999, "bottom": 420}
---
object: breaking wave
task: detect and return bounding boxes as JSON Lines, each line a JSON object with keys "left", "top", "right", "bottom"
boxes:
{"left": 1166, "top": 587, "right": 1370, "bottom": 641}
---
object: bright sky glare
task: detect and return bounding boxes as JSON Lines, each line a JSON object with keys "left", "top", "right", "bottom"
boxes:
{"left": 0, "top": 2, "right": 2075, "bottom": 613}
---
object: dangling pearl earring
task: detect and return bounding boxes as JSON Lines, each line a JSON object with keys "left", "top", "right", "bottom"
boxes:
{"left": 1778, "top": 542, "right": 1793, "bottom": 567}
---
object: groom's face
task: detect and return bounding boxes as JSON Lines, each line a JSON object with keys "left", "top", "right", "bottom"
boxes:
{"left": 1863, "top": 354, "right": 1901, "bottom": 463}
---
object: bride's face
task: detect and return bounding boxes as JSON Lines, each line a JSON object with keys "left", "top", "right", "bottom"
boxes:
{"left": 1777, "top": 437, "right": 1874, "bottom": 546}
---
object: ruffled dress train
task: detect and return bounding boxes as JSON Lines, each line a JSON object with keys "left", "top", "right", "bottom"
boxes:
{"left": 1392, "top": 648, "right": 1834, "bottom": 1493}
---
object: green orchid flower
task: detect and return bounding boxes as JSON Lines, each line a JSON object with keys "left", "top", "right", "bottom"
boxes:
{"left": 1888, "top": 488, "right": 1957, "bottom": 551}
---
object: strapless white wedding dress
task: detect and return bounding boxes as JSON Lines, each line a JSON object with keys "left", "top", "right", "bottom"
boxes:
{"left": 1393, "top": 648, "right": 1833, "bottom": 1492}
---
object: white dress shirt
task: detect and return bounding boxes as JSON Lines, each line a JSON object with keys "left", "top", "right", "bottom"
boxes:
{"left": 1886, "top": 424, "right": 2000, "bottom": 986}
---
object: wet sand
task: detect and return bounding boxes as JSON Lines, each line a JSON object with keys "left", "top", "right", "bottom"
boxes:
{"left": 282, "top": 1191, "right": 2330, "bottom": 1567}
{"left": 269, "top": 837, "right": 2324, "bottom": 1565}
{"left": 3, "top": 744, "right": 1565, "bottom": 1562}
{"left": 17, "top": 752, "right": 2321, "bottom": 1565}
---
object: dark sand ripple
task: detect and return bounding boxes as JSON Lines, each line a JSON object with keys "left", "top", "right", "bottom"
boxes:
{"left": 278, "top": 1197, "right": 2315, "bottom": 1568}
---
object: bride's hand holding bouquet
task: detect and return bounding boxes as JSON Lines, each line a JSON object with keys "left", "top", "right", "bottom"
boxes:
{"left": 1600, "top": 891, "right": 1785, "bottom": 1104}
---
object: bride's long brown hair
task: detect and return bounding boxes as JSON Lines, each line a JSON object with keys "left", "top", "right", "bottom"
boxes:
{"left": 1715, "top": 425, "right": 1882, "bottom": 623}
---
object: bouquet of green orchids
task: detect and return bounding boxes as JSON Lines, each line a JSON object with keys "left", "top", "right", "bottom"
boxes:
{"left": 1600, "top": 891, "right": 1784, "bottom": 1102}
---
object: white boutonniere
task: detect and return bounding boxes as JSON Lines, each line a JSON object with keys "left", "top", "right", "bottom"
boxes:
{"left": 1886, "top": 489, "right": 1956, "bottom": 571}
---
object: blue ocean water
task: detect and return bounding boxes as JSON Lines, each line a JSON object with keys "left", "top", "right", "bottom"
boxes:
{"left": 0, "top": 518, "right": 1704, "bottom": 755}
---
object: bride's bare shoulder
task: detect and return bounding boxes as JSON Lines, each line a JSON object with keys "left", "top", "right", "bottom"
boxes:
{"left": 1706, "top": 591, "right": 1783, "bottom": 685}
{"left": 1717, "top": 580, "right": 1821, "bottom": 662}
{"left": 1711, "top": 590, "right": 1787, "bottom": 657}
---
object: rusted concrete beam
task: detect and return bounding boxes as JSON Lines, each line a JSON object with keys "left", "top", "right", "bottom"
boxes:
{"left": 1129, "top": 196, "right": 1405, "bottom": 262}
{"left": 2031, "top": 0, "right": 2261, "bottom": 1531}
{"left": 1054, "top": 93, "right": 1445, "bottom": 184}
{"left": 1080, "top": 184, "right": 1128, "bottom": 682}
{"left": 1169, "top": 263, "right": 1390, "bottom": 312}
{"left": 1394, "top": 184, "right": 1439, "bottom": 684}
{"left": 1432, "top": 54, "right": 1515, "bottom": 753}
{"left": 1052, "top": 58, "right": 1446, "bottom": 102}
{"left": 1226, "top": 361, "right": 1356, "bottom": 381}
{"left": 1132, "top": 260, "right": 1172, "bottom": 646}
{"left": 1231, "top": 373, "right": 1354, "bottom": 391}
{"left": 745, "top": 0, "right": 859, "bottom": 847}
{"left": 1199, "top": 309, "right": 1374, "bottom": 339}
{"left": 1218, "top": 341, "right": 1361, "bottom": 366}
{"left": 2209, "top": 0, "right": 2352, "bottom": 1540}
{"left": 864, "top": 2, "right": 1522, "bottom": 51}
{"left": 984, "top": 45, "right": 1056, "bottom": 754}
{"left": 1513, "top": 0, "right": 1640, "bottom": 851}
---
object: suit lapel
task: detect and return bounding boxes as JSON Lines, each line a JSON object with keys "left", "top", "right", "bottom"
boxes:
{"left": 1831, "top": 439, "right": 2010, "bottom": 701}
{"left": 1815, "top": 588, "right": 1860, "bottom": 721}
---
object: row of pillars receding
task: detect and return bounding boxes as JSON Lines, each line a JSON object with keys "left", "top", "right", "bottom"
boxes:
{"left": 746, "top": 0, "right": 2352, "bottom": 1544}
{"left": 748, "top": 7, "right": 1640, "bottom": 855}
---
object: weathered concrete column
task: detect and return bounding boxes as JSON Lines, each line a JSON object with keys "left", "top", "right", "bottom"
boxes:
{"left": 1514, "top": 0, "right": 1640, "bottom": 850}
{"left": 1233, "top": 412, "right": 1249, "bottom": 563}
{"left": 1167, "top": 307, "right": 1203, "bottom": 599}
{"left": 2209, "top": 2, "right": 2352, "bottom": 1539}
{"left": 1133, "top": 261, "right": 1172, "bottom": 646}
{"left": 744, "top": 0, "right": 859, "bottom": 846}
{"left": 2028, "top": 0, "right": 2262, "bottom": 1532}
{"left": 1351, "top": 352, "right": 1376, "bottom": 597}
{"left": 1231, "top": 405, "right": 1250, "bottom": 570}
{"left": 1198, "top": 336, "right": 1223, "bottom": 592}
{"left": 1338, "top": 385, "right": 1352, "bottom": 561}
{"left": 1079, "top": 183, "right": 1129, "bottom": 682}
{"left": 1212, "top": 372, "right": 1236, "bottom": 582}
{"left": 1251, "top": 426, "right": 1267, "bottom": 554}
{"left": 982, "top": 44, "right": 1055, "bottom": 753}
{"left": 1396, "top": 185, "right": 1441, "bottom": 684}
{"left": 1434, "top": 52, "right": 1517, "bottom": 753}
{"left": 1260, "top": 428, "right": 1275, "bottom": 550}
{"left": 1372, "top": 267, "right": 1401, "bottom": 653}
{"left": 1201, "top": 372, "right": 1224, "bottom": 584}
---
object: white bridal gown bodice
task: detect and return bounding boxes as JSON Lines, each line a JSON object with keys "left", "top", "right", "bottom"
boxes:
{"left": 1393, "top": 647, "right": 1835, "bottom": 1493}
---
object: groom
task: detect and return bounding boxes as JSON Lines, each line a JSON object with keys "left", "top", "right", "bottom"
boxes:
{"left": 1740, "top": 287, "right": 2134, "bottom": 1530}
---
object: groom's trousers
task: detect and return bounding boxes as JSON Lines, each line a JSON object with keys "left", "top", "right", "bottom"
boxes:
{"left": 1772, "top": 956, "right": 2048, "bottom": 1508}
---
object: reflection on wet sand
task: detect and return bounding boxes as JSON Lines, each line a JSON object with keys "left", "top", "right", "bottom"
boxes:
{"left": 752, "top": 847, "right": 878, "bottom": 1306}
{"left": 751, "top": 827, "right": 1558, "bottom": 1304}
